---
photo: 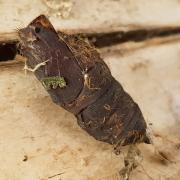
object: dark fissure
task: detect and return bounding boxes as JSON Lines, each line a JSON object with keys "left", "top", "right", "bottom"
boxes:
{"left": 1, "top": 27, "right": 180, "bottom": 62}
{"left": 0, "top": 43, "right": 17, "bottom": 62}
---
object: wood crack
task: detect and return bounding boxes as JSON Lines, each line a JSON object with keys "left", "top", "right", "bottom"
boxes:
{"left": 1, "top": 26, "right": 180, "bottom": 62}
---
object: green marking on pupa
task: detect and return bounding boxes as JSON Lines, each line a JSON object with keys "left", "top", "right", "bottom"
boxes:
{"left": 41, "top": 76, "right": 66, "bottom": 90}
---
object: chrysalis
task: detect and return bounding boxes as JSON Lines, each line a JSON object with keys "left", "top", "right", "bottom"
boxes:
{"left": 18, "top": 15, "right": 150, "bottom": 151}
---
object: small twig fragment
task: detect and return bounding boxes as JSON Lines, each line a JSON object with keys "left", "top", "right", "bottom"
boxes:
{"left": 48, "top": 172, "right": 65, "bottom": 179}
{"left": 24, "top": 60, "right": 49, "bottom": 73}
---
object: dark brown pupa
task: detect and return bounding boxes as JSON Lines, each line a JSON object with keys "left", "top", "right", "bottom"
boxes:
{"left": 18, "top": 15, "right": 150, "bottom": 150}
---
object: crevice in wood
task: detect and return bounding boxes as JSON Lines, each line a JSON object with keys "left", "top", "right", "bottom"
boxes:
{"left": 0, "top": 43, "right": 17, "bottom": 62}
{"left": 1, "top": 27, "right": 180, "bottom": 62}
{"left": 83, "top": 27, "right": 180, "bottom": 48}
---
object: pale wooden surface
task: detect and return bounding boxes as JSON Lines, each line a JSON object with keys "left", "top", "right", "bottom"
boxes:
{"left": 1, "top": 0, "right": 180, "bottom": 34}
